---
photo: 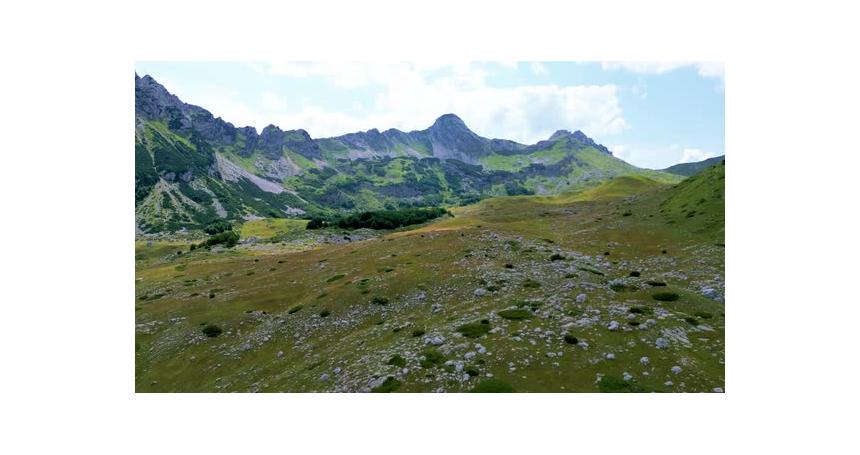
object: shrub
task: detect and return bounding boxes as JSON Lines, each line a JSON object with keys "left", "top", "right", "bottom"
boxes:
{"left": 196, "top": 230, "right": 240, "bottom": 249}
{"left": 411, "top": 328, "right": 426, "bottom": 337}
{"left": 203, "top": 220, "right": 232, "bottom": 235}
{"left": 549, "top": 253, "right": 565, "bottom": 261}
{"left": 201, "top": 324, "right": 223, "bottom": 338}
{"left": 629, "top": 271, "right": 641, "bottom": 277}
{"left": 504, "top": 263, "right": 514, "bottom": 269}
{"left": 465, "top": 367, "right": 480, "bottom": 377}
{"left": 564, "top": 334, "right": 579, "bottom": 345}
{"left": 684, "top": 316, "right": 700, "bottom": 326}
{"left": 472, "top": 379, "right": 514, "bottom": 393}
{"left": 522, "top": 279, "right": 541, "bottom": 289}
{"left": 498, "top": 309, "right": 533, "bottom": 320}
{"left": 420, "top": 348, "right": 445, "bottom": 368}
{"left": 646, "top": 281, "right": 667, "bottom": 287}
{"left": 387, "top": 354, "right": 406, "bottom": 368}
{"left": 628, "top": 321, "right": 641, "bottom": 326}
{"left": 597, "top": 375, "right": 643, "bottom": 393}
{"left": 457, "top": 322, "right": 491, "bottom": 338}
{"left": 319, "top": 309, "right": 331, "bottom": 317}
{"left": 371, "top": 376, "right": 401, "bottom": 393}
{"left": 694, "top": 311, "right": 713, "bottom": 319}
{"left": 371, "top": 296, "right": 390, "bottom": 305}
{"left": 622, "top": 211, "right": 632, "bottom": 217}
{"left": 326, "top": 274, "right": 345, "bottom": 283}
{"left": 288, "top": 304, "right": 304, "bottom": 314}
{"left": 577, "top": 266, "right": 605, "bottom": 276}
{"left": 653, "top": 292, "right": 680, "bottom": 302}
{"left": 629, "top": 305, "right": 653, "bottom": 315}
{"left": 480, "top": 319, "right": 490, "bottom": 325}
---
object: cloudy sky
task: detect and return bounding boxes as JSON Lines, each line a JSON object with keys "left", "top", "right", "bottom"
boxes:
{"left": 135, "top": 61, "right": 724, "bottom": 169}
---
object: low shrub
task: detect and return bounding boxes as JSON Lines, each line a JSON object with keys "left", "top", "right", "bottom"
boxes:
{"left": 629, "top": 271, "right": 641, "bottom": 277}
{"left": 472, "top": 379, "right": 514, "bottom": 393}
{"left": 646, "top": 281, "right": 667, "bottom": 287}
{"left": 319, "top": 309, "right": 331, "bottom": 317}
{"left": 694, "top": 311, "right": 713, "bottom": 319}
{"left": 387, "top": 354, "right": 406, "bottom": 368}
{"left": 201, "top": 324, "right": 223, "bottom": 338}
{"left": 564, "top": 334, "right": 579, "bottom": 345}
{"left": 371, "top": 296, "right": 390, "bottom": 305}
{"left": 684, "top": 316, "right": 700, "bottom": 326}
{"left": 653, "top": 292, "right": 680, "bottom": 301}
{"left": 549, "top": 253, "right": 565, "bottom": 261}
{"left": 371, "top": 376, "right": 401, "bottom": 393}
{"left": 288, "top": 305, "right": 303, "bottom": 314}
{"left": 498, "top": 309, "right": 533, "bottom": 320}
{"left": 457, "top": 322, "right": 491, "bottom": 338}
{"left": 420, "top": 348, "right": 445, "bottom": 368}
{"left": 629, "top": 305, "right": 653, "bottom": 315}
{"left": 326, "top": 274, "right": 345, "bottom": 283}
{"left": 522, "top": 279, "right": 541, "bottom": 289}
{"left": 411, "top": 328, "right": 426, "bottom": 338}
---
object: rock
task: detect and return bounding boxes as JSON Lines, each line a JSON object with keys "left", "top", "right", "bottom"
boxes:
{"left": 664, "top": 381, "right": 674, "bottom": 386}
{"left": 464, "top": 351, "right": 477, "bottom": 360}
{"left": 607, "top": 320, "right": 620, "bottom": 331}
{"left": 474, "top": 288, "right": 487, "bottom": 297}
{"left": 319, "top": 373, "right": 330, "bottom": 382}
{"left": 713, "top": 387, "right": 724, "bottom": 393}
{"left": 333, "top": 367, "right": 342, "bottom": 375}
{"left": 276, "top": 351, "right": 284, "bottom": 358}
{"left": 655, "top": 338, "right": 670, "bottom": 349}
{"left": 576, "top": 293, "right": 587, "bottom": 304}
{"left": 640, "top": 356, "right": 650, "bottom": 365}
{"left": 671, "top": 366, "right": 682, "bottom": 375}
{"left": 701, "top": 287, "right": 722, "bottom": 300}
{"left": 605, "top": 353, "right": 615, "bottom": 360}
{"left": 427, "top": 336, "right": 444, "bottom": 346}
{"left": 476, "top": 344, "right": 487, "bottom": 354}
{"left": 622, "top": 372, "right": 633, "bottom": 381}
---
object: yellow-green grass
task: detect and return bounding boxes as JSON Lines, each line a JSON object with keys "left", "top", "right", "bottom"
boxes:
{"left": 238, "top": 218, "right": 309, "bottom": 239}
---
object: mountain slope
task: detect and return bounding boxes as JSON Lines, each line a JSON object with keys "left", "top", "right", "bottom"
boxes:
{"left": 135, "top": 73, "right": 683, "bottom": 233}
{"left": 661, "top": 155, "right": 725, "bottom": 176}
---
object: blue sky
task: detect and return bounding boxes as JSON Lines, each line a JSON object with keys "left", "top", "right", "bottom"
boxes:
{"left": 135, "top": 61, "right": 724, "bottom": 169}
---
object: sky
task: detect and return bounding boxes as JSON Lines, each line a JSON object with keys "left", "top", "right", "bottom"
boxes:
{"left": 135, "top": 61, "right": 724, "bottom": 169}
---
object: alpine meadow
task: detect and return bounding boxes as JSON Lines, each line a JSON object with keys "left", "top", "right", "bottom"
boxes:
{"left": 135, "top": 64, "right": 725, "bottom": 393}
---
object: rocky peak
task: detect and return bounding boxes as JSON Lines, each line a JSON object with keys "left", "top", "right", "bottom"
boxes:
{"left": 548, "top": 129, "right": 572, "bottom": 141}
{"left": 431, "top": 113, "right": 468, "bottom": 131}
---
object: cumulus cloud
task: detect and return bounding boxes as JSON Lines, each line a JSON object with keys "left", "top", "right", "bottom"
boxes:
{"left": 602, "top": 61, "right": 723, "bottom": 78}
{"left": 679, "top": 147, "right": 719, "bottom": 163}
{"left": 530, "top": 62, "right": 548, "bottom": 76}
{"left": 243, "top": 62, "right": 627, "bottom": 143}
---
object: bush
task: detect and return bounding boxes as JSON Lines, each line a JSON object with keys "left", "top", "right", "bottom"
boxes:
{"left": 420, "top": 348, "right": 445, "bottom": 368}
{"left": 326, "top": 274, "right": 345, "bottom": 283}
{"left": 684, "top": 316, "right": 700, "bottom": 326}
{"left": 522, "top": 279, "right": 541, "bottom": 289}
{"left": 203, "top": 220, "right": 232, "bottom": 235}
{"left": 549, "top": 253, "right": 565, "bottom": 261}
{"left": 308, "top": 207, "right": 449, "bottom": 231}
{"left": 411, "top": 328, "right": 426, "bottom": 337}
{"left": 472, "top": 379, "right": 515, "bottom": 393}
{"left": 371, "top": 296, "right": 390, "bottom": 305}
{"left": 498, "top": 309, "right": 533, "bottom": 320}
{"left": 653, "top": 292, "right": 680, "bottom": 302}
{"left": 466, "top": 366, "right": 480, "bottom": 377}
{"left": 629, "top": 305, "right": 653, "bottom": 315}
{"left": 597, "top": 375, "right": 643, "bottom": 393}
{"left": 319, "top": 309, "right": 331, "bottom": 317}
{"left": 564, "top": 334, "right": 579, "bottom": 345}
{"left": 457, "top": 322, "right": 491, "bottom": 338}
{"left": 577, "top": 266, "right": 605, "bottom": 276}
{"left": 371, "top": 376, "right": 401, "bottom": 393}
{"left": 629, "top": 271, "right": 641, "bottom": 277}
{"left": 195, "top": 230, "right": 240, "bottom": 249}
{"left": 646, "top": 281, "right": 667, "bottom": 287}
{"left": 201, "top": 324, "right": 223, "bottom": 338}
{"left": 694, "top": 311, "right": 713, "bottom": 319}
{"left": 387, "top": 354, "right": 406, "bottom": 368}
{"left": 504, "top": 263, "right": 514, "bottom": 269}
{"left": 288, "top": 304, "right": 304, "bottom": 314}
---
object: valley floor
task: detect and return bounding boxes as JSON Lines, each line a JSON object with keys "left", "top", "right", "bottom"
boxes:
{"left": 135, "top": 175, "right": 725, "bottom": 393}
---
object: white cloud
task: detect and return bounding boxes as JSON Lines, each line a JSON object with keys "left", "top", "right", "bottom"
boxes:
{"left": 602, "top": 61, "right": 724, "bottom": 84}
{"left": 530, "top": 62, "right": 548, "bottom": 75}
{"left": 243, "top": 62, "right": 627, "bottom": 143}
{"left": 631, "top": 79, "right": 647, "bottom": 99}
{"left": 679, "top": 147, "right": 719, "bottom": 163}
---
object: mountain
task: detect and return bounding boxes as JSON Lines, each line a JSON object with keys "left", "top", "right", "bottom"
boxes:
{"left": 135, "top": 74, "right": 681, "bottom": 233}
{"left": 661, "top": 155, "right": 725, "bottom": 176}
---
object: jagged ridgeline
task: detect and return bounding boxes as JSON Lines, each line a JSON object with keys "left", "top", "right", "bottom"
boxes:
{"left": 135, "top": 74, "right": 681, "bottom": 233}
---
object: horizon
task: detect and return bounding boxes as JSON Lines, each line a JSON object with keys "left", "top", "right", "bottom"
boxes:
{"left": 135, "top": 62, "right": 724, "bottom": 169}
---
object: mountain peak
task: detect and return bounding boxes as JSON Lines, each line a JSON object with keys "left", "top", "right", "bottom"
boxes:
{"left": 548, "top": 129, "right": 572, "bottom": 141}
{"left": 431, "top": 113, "right": 468, "bottom": 129}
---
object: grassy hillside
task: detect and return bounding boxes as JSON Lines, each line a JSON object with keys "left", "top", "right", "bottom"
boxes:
{"left": 136, "top": 170, "right": 725, "bottom": 393}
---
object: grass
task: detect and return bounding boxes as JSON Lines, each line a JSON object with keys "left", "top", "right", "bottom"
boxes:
{"left": 457, "top": 322, "right": 492, "bottom": 338}
{"left": 420, "top": 348, "right": 446, "bottom": 369}
{"left": 597, "top": 375, "right": 644, "bottom": 393}
{"left": 472, "top": 379, "right": 515, "bottom": 393}
{"left": 522, "top": 279, "right": 541, "bottom": 289}
{"left": 371, "top": 296, "right": 390, "bottom": 305}
{"left": 498, "top": 309, "right": 533, "bottom": 320}
{"left": 239, "top": 218, "right": 308, "bottom": 239}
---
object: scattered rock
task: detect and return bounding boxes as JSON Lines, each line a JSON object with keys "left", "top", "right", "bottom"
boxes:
{"left": 640, "top": 356, "right": 650, "bottom": 365}
{"left": 607, "top": 320, "right": 620, "bottom": 331}
{"left": 671, "top": 366, "right": 682, "bottom": 375}
{"left": 605, "top": 353, "right": 615, "bottom": 360}
{"left": 655, "top": 337, "right": 670, "bottom": 349}
{"left": 576, "top": 293, "right": 587, "bottom": 304}
{"left": 713, "top": 387, "right": 724, "bottom": 393}
{"left": 319, "top": 373, "right": 330, "bottom": 382}
{"left": 474, "top": 288, "right": 487, "bottom": 297}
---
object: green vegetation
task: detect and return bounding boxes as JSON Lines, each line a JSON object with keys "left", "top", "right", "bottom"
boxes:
{"left": 307, "top": 207, "right": 450, "bottom": 231}
{"left": 201, "top": 324, "right": 223, "bottom": 338}
{"left": 472, "top": 379, "right": 515, "bottom": 393}
{"left": 457, "top": 321, "right": 492, "bottom": 338}
{"left": 420, "top": 348, "right": 446, "bottom": 369}
{"left": 564, "top": 334, "right": 579, "bottom": 345}
{"left": 498, "top": 309, "right": 533, "bottom": 320}
{"left": 653, "top": 292, "right": 680, "bottom": 302}
{"left": 387, "top": 354, "right": 406, "bottom": 368}
{"left": 371, "top": 377, "right": 401, "bottom": 393}
{"left": 288, "top": 305, "right": 304, "bottom": 314}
